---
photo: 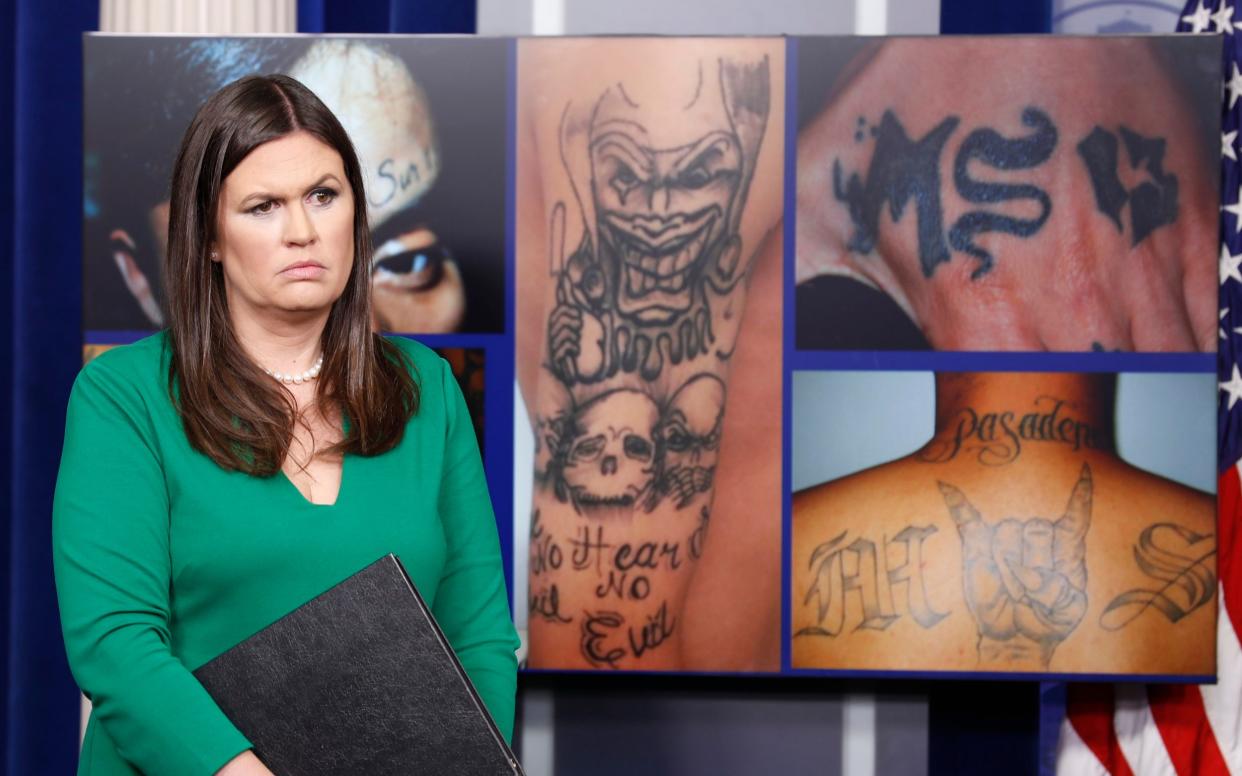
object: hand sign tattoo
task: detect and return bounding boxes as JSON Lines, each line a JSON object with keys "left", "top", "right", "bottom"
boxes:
{"left": 938, "top": 464, "right": 1092, "bottom": 669}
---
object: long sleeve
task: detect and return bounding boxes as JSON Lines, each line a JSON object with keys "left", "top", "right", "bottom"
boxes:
{"left": 52, "top": 360, "right": 251, "bottom": 775}
{"left": 429, "top": 356, "right": 521, "bottom": 743}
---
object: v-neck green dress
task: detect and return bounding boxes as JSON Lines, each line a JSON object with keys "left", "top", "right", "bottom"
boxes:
{"left": 52, "top": 333, "right": 519, "bottom": 776}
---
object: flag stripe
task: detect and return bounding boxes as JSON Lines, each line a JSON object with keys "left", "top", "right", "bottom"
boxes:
{"left": 1063, "top": 4, "right": 1238, "bottom": 773}
{"left": 1201, "top": 579, "right": 1242, "bottom": 771}
{"left": 1058, "top": 714, "right": 1117, "bottom": 776}
{"left": 1114, "top": 683, "right": 1179, "bottom": 776}
{"left": 1148, "top": 682, "right": 1230, "bottom": 776}
{"left": 1219, "top": 465, "right": 1242, "bottom": 638}
{"left": 1067, "top": 684, "right": 1137, "bottom": 776}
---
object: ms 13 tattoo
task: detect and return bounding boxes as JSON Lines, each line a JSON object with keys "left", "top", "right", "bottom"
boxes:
{"left": 832, "top": 108, "right": 1180, "bottom": 280}
{"left": 834, "top": 107, "right": 1056, "bottom": 280}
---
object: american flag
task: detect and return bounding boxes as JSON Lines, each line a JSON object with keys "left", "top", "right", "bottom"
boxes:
{"left": 1055, "top": 4, "right": 1242, "bottom": 773}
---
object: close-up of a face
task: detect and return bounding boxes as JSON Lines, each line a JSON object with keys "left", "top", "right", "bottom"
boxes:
{"left": 585, "top": 66, "right": 745, "bottom": 326}
{"left": 213, "top": 131, "right": 356, "bottom": 321}
{"left": 86, "top": 36, "right": 509, "bottom": 336}
{"left": 290, "top": 39, "right": 465, "bottom": 333}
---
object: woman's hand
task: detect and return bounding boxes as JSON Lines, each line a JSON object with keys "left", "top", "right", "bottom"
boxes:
{"left": 214, "top": 750, "right": 276, "bottom": 776}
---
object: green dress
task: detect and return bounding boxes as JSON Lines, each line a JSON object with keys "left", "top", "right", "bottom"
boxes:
{"left": 52, "top": 333, "right": 519, "bottom": 776}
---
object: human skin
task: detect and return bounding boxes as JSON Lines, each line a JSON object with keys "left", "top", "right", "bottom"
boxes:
{"left": 213, "top": 131, "right": 353, "bottom": 506}
{"left": 516, "top": 37, "right": 783, "bottom": 671}
{"left": 791, "top": 373, "right": 1216, "bottom": 674}
{"left": 104, "top": 40, "right": 465, "bottom": 335}
{"left": 207, "top": 131, "right": 359, "bottom": 775}
{"left": 796, "top": 38, "right": 1217, "bottom": 351}
{"left": 370, "top": 226, "right": 465, "bottom": 333}
{"left": 290, "top": 39, "right": 466, "bottom": 334}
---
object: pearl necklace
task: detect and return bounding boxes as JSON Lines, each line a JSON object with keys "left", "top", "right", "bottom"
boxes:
{"left": 263, "top": 354, "right": 324, "bottom": 385}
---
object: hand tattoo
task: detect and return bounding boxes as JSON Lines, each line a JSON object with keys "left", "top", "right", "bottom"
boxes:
{"left": 938, "top": 464, "right": 1092, "bottom": 668}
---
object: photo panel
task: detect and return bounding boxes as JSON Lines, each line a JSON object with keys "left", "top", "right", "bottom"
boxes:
{"left": 793, "top": 36, "right": 1221, "bottom": 352}
{"left": 513, "top": 37, "right": 785, "bottom": 672}
{"left": 79, "top": 33, "right": 1224, "bottom": 684}
{"left": 83, "top": 35, "right": 508, "bottom": 336}
{"left": 789, "top": 369, "right": 1217, "bottom": 678}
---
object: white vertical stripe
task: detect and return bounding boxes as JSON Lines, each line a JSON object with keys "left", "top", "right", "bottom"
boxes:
{"left": 843, "top": 694, "right": 876, "bottom": 776}
{"left": 521, "top": 688, "right": 555, "bottom": 776}
{"left": 854, "top": 0, "right": 887, "bottom": 34}
{"left": 149, "top": 0, "right": 169, "bottom": 33}
{"left": 275, "top": 0, "right": 292, "bottom": 34}
{"left": 1200, "top": 582, "right": 1242, "bottom": 772}
{"left": 1113, "top": 684, "right": 1177, "bottom": 776}
{"left": 1055, "top": 715, "right": 1112, "bottom": 776}
{"left": 79, "top": 696, "right": 90, "bottom": 747}
{"left": 96, "top": 2, "right": 296, "bottom": 35}
{"left": 512, "top": 386, "right": 532, "bottom": 633}
{"left": 532, "top": 0, "right": 564, "bottom": 35}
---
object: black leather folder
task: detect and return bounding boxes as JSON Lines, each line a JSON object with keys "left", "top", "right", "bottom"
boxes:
{"left": 192, "top": 554, "right": 523, "bottom": 776}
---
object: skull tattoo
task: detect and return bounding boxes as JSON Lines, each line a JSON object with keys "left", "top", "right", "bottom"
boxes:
{"left": 654, "top": 374, "right": 725, "bottom": 508}
{"left": 556, "top": 389, "right": 660, "bottom": 515}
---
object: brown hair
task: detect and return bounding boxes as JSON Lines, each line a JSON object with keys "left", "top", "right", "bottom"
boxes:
{"left": 164, "top": 74, "right": 418, "bottom": 475}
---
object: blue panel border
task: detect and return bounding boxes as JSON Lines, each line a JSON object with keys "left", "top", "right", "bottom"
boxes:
{"left": 780, "top": 36, "right": 798, "bottom": 676}
{"left": 788, "top": 349, "right": 1216, "bottom": 374}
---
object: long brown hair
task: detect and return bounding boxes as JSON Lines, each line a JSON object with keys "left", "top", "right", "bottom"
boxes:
{"left": 165, "top": 74, "right": 418, "bottom": 475}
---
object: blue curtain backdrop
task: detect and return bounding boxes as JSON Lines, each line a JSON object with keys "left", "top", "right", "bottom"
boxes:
{"left": 941, "top": 0, "right": 1052, "bottom": 33}
{"left": 3, "top": 1, "right": 101, "bottom": 774}
{"left": 297, "top": 0, "right": 475, "bottom": 33}
{"left": 1, "top": 3, "right": 474, "bottom": 775}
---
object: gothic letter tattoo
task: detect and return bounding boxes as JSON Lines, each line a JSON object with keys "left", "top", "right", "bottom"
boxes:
{"left": 833, "top": 111, "right": 959, "bottom": 277}
{"left": 796, "top": 524, "right": 948, "bottom": 638}
{"left": 938, "top": 464, "right": 1092, "bottom": 668}
{"left": 1100, "top": 522, "right": 1216, "bottom": 630}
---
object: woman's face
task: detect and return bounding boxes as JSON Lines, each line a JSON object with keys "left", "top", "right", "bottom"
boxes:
{"left": 214, "top": 131, "right": 355, "bottom": 325}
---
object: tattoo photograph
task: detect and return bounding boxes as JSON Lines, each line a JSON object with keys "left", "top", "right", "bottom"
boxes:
{"left": 791, "top": 370, "right": 1216, "bottom": 675}
{"left": 516, "top": 38, "right": 784, "bottom": 671}
{"left": 84, "top": 36, "right": 508, "bottom": 335}
{"left": 794, "top": 37, "right": 1219, "bottom": 352}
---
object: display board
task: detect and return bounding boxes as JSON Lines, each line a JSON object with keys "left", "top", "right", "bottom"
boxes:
{"left": 83, "top": 34, "right": 1221, "bottom": 680}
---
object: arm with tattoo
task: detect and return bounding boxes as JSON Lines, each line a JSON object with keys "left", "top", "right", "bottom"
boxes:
{"left": 518, "top": 39, "right": 784, "bottom": 669}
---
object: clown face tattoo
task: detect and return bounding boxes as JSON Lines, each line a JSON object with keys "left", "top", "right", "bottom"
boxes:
{"left": 547, "top": 56, "right": 770, "bottom": 385}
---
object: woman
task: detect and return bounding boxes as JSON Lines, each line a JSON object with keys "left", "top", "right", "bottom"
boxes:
{"left": 53, "top": 74, "right": 519, "bottom": 775}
